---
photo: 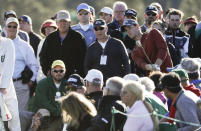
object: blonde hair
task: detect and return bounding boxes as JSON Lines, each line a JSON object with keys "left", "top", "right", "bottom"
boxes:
{"left": 60, "top": 92, "right": 97, "bottom": 129}
{"left": 123, "top": 81, "right": 145, "bottom": 100}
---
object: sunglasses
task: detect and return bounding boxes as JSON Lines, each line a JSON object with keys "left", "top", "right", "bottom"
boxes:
{"left": 78, "top": 12, "right": 89, "bottom": 16}
{"left": 146, "top": 13, "right": 157, "bottom": 16}
{"left": 94, "top": 27, "right": 105, "bottom": 31}
{"left": 7, "top": 25, "right": 17, "bottom": 29}
{"left": 53, "top": 69, "right": 64, "bottom": 73}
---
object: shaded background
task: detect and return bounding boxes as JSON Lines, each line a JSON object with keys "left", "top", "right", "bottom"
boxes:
{"left": 1, "top": 0, "right": 201, "bottom": 35}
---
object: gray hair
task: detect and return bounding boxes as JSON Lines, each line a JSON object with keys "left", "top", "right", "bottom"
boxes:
{"left": 113, "top": 1, "right": 128, "bottom": 10}
{"left": 105, "top": 77, "right": 124, "bottom": 96}
{"left": 140, "top": 77, "right": 155, "bottom": 92}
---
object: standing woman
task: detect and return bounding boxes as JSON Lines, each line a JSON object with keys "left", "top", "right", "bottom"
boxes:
{"left": 60, "top": 92, "right": 106, "bottom": 131}
{"left": 121, "top": 81, "right": 159, "bottom": 131}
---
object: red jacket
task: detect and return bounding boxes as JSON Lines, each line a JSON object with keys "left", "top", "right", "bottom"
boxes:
{"left": 131, "top": 29, "right": 173, "bottom": 73}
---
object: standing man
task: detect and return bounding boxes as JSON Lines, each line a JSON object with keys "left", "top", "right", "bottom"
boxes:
{"left": 19, "top": 15, "right": 42, "bottom": 56}
{"left": 84, "top": 19, "right": 130, "bottom": 82}
{"left": 122, "top": 19, "right": 172, "bottom": 75}
{"left": 0, "top": 25, "right": 21, "bottom": 131}
{"left": 72, "top": 3, "right": 96, "bottom": 47}
{"left": 98, "top": 7, "right": 113, "bottom": 24}
{"left": 40, "top": 10, "right": 86, "bottom": 78}
{"left": 2, "top": 10, "right": 29, "bottom": 43}
{"left": 164, "top": 9, "right": 189, "bottom": 64}
{"left": 141, "top": 5, "right": 159, "bottom": 33}
{"left": 107, "top": 1, "right": 127, "bottom": 34}
{"left": 6, "top": 17, "right": 39, "bottom": 111}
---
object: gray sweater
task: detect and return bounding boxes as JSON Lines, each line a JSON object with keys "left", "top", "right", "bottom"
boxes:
{"left": 175, "top": 90, "right": 201, "bottom": 131}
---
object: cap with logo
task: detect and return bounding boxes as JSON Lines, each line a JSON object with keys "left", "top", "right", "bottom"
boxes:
{"left": 19, "top": 15, "right": 32, "bottom": 25}
{"left": 41, "top": 19, "right": 57, "bottom": 36}
{"left": 51, "top": 60, "right": 65, "bottom": 69}
{"left": 67, "top": 74, "right": 84, "bottom": 87}
{"left": 4, "top": 10, "right": 17, "bottom": 20}
{"left": 85, "top": 69, "right": 103, "bottom": 85}
{"left": 56, "top": 10, "right": 71, "bottom": 21}
{"left": 99, "top": 7, "right": 113, "bottom": 15}
{"left": 145, "top": 5, "right": 158, "bottom": 14}
{"left": 6, "top": 17, "right": 19, "bottom": 26}
{"left": 171, "top": 69, "right": 189, "bottom": 82}
{"left": 125, "top": 9, "right": 137, "bottom": 18}
{"left": 93, "top": 19, "right": 106, "bottom": 28}
{"left": 121, "top": 19, "right": 138, "bottom": 32}
{"left": 77, "top": 3, "right": 90, "bottom": 13}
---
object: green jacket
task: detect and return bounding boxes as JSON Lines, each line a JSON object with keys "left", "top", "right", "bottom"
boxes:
{"left": 32, "top": 76, "right": 67, "bottom": 116}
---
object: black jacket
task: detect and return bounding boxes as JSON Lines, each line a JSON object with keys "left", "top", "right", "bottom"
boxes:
{"left": 29, "top": 31, "right": 41, "bottom": 56}
{"left": 97, "top": 95, "right": 127, "bottom": 131}
{"left": 86, "top": 91, "right": 103, "bottom": 109}
{"left": 84, "top": 37, "right": 130, "bottom": 82}
{"left": 40, "top": 28, "right": 86, "bottom": 78}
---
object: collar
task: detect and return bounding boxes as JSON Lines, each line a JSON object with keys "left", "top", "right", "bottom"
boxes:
{"left": 173, "top": 90, "right": 184, "bottom": 109}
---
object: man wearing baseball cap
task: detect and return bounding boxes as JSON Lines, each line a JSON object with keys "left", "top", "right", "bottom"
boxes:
{"left": 19, "top": 15, "right": 42, "bottom": 56}
{"left": 72, "top": 3, "right": 96, "bottom": 47}
{"left": 33, "top": 60, "right": 68, "bottom": 130}
{"left": 6, "top": 17, "right": 39, "bottom": 112}
{"left": 85, "top": 69, "right": 104, "bottom": 109}
{"left": 85, "top": 19, "right": 130, "bottom": 82}
{"left": 99, "top": 7, "right": 113, "bottom": 24}
{"left": 2, "top": 10, "right": 30, "bottom": 43}
{"left": 141, "top": 5, "right": 158, "bottom": 33}
{"left": 122, "top": 19, "right": 172, "bottom": 75}
{"left": 40, "top": 10, "right": 86, "bottom": 78}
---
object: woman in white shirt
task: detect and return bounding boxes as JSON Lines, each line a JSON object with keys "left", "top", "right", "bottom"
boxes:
{"left": 120, "top": 81, "right": 159, "bottom": 131}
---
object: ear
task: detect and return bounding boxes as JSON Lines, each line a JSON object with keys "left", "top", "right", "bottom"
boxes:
{"left": 137, "top": 24, "right": 140, "bottom": 29}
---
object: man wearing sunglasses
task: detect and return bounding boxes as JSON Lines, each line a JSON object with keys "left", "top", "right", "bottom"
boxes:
{"left": 72, "top": 3, "right": 96, "bottom": 48}
{"left": 141, "top": 5, "right": 158, "bottom": 33}
{"left": 32, "top": 60, "right": 68, "bottom": 130}
{"left": 84, "top": 19, "right": 130, "bottom": 82}
{"left": 122, "top": 19, "right": 172, "bottom": 75}
{"left": 6, "top": 17, "right": 38, "bottom": 112}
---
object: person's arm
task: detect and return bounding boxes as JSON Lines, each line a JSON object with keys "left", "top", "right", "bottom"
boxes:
{"left": 0, "top": 39, "right": 15, "bottom": 90}
{"left": 120, "top": 41, "right": 131, "bottom": 75}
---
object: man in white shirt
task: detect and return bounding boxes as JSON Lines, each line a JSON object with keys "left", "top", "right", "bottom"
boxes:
{"left": 5, "top": 17, "right": 39, "bottom": 112}
{"left": 0, "top": 25, "right": 21, "bottom": 131}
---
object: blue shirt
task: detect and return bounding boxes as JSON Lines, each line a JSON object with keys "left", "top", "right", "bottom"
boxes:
{"left": 72, "top": 23, "right": 96, "bottom": 47}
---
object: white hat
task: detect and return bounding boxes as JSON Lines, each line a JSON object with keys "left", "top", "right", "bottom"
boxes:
{"left": 56, "top": 10, "right": 71, "bottom": 21}
{"left": 85, "top": 69, "right": 103, "bottom": 84}
{"left": 99, "top": 7, "right": 113, "bottom": 15}
{"left": 123, "top": 73, "right": 139, "bottom": 81}
{"left": 6, "top": 17, "right": 19, "bottom": 26}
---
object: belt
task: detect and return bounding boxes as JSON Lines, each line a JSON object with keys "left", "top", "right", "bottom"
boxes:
{"left": 13, "top": 77, "right": 22, "bottom": 82}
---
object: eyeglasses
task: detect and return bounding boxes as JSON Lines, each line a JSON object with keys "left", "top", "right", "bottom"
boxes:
{"left": 78, "top": 12, "right": 89, "bottom": 16}
{"left": 7, "top": 25, "right": 17, "bottom": 29}
{"left": 94, "top": 27, "right": 105, "bottom": 31}
{"left": 146, "top": 13, "right": 157, "bottom": 16}
{"left": 53, "top": 69, "right": 64, "bottom": 73}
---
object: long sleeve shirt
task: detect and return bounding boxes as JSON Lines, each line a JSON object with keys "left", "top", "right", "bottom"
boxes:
{"left": 0, "top": 37, "right": 15, "bottom": 88}
{"left": 12, "top": 36, "right": 38, "bottom": 81}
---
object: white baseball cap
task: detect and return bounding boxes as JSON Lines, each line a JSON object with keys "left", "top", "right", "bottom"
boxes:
{"left": 6, "top": 17, "right": 19, "bottom": 26}
{"left": 85, "top": 69, "right": 103, "bottom": 84}
{"left": 99, "top": 7, "right": 113, "bottom": 15}
{"left": 123, "top": 73, "right": 139, "bottom": 81}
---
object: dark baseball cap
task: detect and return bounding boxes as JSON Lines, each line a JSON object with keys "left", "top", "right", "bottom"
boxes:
{"left": 66, "top": 74, "right": 84, "bottom": 87}
{"left": 121, "top": 19, "right": 138, "bottom": 32}
{"left": 19, "top": 15, "right": 32, "bottom": 24}
{"left": 125, "top": 9, "right": 137, "bottom": 18}
{"left": 93, "top": 19, "right": 106, "bottom": 28}
{"left": 4, "top": 10, "right": 17, "bottom": 19}
{"left": 145, "top": 5, "right": 158, "bottom": 14}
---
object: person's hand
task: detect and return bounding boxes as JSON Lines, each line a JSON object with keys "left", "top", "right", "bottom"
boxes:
{"left": 33, "top": 114, "right": 41, "bottom": 131}
{"left": 28, "top": 80, "right": 34, "bottom": 89}
{"left": 0, "top": 88, "right": 7, "bottom": 94}
{"left": 145, "top": 64, "right": 160, "bottom": 71}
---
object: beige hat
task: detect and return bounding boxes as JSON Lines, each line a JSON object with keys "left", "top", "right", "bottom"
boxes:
{"left": 51, "top": 60, "right": 65, "bottom": 69}
{"left": 56, "top": 10, "right": 71, "bottom": 21}
{"left": 6, "top": 17, "right": 19, "bottom": 26}
{"left": 36, "top": 109, "right": 50, "bottom": 117}
{"left": 99, "top": 7, "right": 113, "bottom": 15}
{"left": 180, "top": 58, "right": 200, "bottom": 73}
